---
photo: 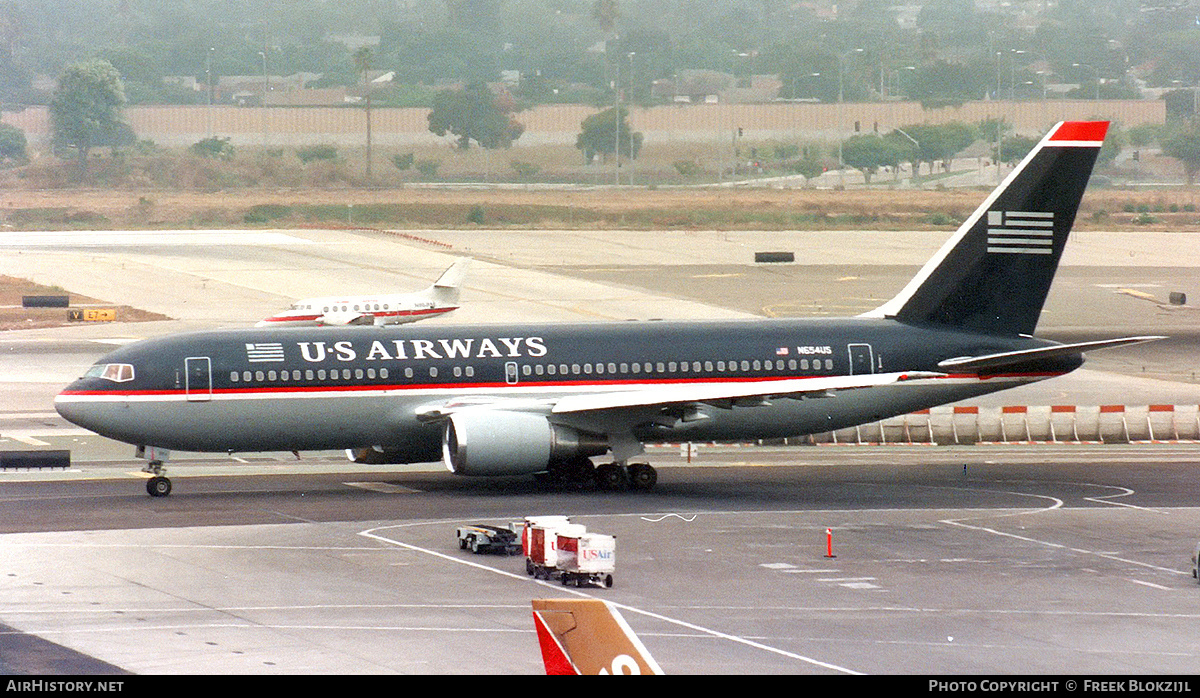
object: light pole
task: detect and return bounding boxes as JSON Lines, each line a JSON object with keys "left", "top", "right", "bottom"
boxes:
{"left": 837, "top": 48, "right": 864, "bottom": 188}
{"left": 258, "top": 50, "right": 268, "bottom": 148}
{"left": 205, "top": 47, "right": 214, "bottom": 138}
{"left": 1073, "top": 63, "right": 1098, "bottom": 100}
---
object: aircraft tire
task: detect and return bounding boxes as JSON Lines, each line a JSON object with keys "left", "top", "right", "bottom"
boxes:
{"left": 146, "top": 476, "right": 172, "bottom": 497}
{"left": 627, "top": 463, "right": 657, "bottom": 491}
{"left": 594, "top": 463, "right": 629, "bottom": 491}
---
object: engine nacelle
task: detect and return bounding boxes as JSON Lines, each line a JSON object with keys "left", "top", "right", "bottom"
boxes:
{"left": 442, "top": 410, "right": 607, "bottom": 476}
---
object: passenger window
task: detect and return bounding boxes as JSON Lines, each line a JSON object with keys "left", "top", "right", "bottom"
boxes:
{"left": 381, "top": 368, "right": 389, "bottom": 379}
{"left": 429, "top": 367, "right": 438, "bottom": 378}
{"left": 405, "top": 368, "right": 413, "bottom": 378}
{"left": 465, "top": 366, "right": 474, "bottom": 377}
{"left": 243, "top": 371, "right": 252, "bottom": 382}
{"left": 305, "top": 370, "right": 314, "bottom": 380}
{"left": 230, "top": 372, "right": 239, "bottom": 382}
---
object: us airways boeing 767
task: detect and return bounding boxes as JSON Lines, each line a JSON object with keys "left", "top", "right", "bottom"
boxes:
{"left": 256, "top": 258, "right": 469, "bottom": 327}
{"left": 56, "top": 121, "right": 1160, "bottom": 496}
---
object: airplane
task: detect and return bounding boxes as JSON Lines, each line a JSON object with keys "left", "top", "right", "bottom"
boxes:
{"left": 55, "top": 121, "right": 1162, "bottom": 498}
{"left": 532, "top": 598, "right": 664, "bottom": 675}
{"left": 255, "top": 258, "right": 470, "bottom": 327}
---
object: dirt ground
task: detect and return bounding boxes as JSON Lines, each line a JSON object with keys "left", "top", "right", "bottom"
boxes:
{"left": 1, "top": 186, "right": 1198, "bottom": 231}
{"left": 0, "top": 275, "right": 170, "bottom": 331}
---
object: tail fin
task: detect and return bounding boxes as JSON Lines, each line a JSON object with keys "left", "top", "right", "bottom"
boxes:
{"left": 532, "top": 599, "right": 664, "bottom": 675}
{"left": 863, "top": 121, "right": 1108, "bottom": 336}
{"left": 426, "top": 258, "right": 470, "bottom": 305}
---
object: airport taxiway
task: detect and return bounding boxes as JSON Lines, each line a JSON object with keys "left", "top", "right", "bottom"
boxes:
{"left": 1, "top": 223, "right": 1199, "bottom": 674}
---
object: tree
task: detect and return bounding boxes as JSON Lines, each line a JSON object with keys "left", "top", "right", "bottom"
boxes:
{"left": 841, "top": 134, "right": 906, "bottom": 184}
{"left": 909, "top": 60, "right": 986, "bottom": 109}
{"left": 576, "top": 106, "right": 642, "bottom": 164}
{"left": 997, "top": 135, "right": 1038, "bottom": 165}
{"left": 0, "top": 122, "right": 25, "bottom": 164}
{"left": 427, "top": 83, "right": 524, "bottom": 150}
{"left": 1162, "top": 119, "right": 1200, "bottom": 186}
{"left": 897, "top": 122, "right": 977, "bottom": 177}
{"left": 49, "top": 59, "right": 128, "bottom": 170}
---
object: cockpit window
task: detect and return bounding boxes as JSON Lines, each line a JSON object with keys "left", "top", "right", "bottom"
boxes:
{"left": 84, "top": 363, "right": 135, "bottom": 382}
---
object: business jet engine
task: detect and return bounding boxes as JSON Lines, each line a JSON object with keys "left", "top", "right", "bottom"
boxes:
{"left": 442, "top": 410, "right": 608, "bottom": 476}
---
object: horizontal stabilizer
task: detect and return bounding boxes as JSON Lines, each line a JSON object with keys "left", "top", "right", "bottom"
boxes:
{"left": 937, "top": 336, "right": 1165, "bottom": 372}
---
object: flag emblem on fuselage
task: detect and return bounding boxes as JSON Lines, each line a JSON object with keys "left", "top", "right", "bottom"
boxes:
{"left": 986, "top": 210, "right": 1055, "bottom": 255}
{"left": 246, "top": 342, "right": 285, "bottom": 363}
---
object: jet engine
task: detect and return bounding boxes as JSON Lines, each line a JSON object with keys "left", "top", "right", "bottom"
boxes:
{"left": 442, "top": 410, "right": 608, "bottom": 476}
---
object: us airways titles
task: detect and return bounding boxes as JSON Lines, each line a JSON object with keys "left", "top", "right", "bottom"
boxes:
{"left": 249, "top": 336, "right": 549, "bottom": 365}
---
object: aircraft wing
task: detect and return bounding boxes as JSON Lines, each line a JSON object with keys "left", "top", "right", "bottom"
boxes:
{"left": 415, "top": 371, "right": 943, "bottom": 423}
{"left": 317, "top": 311, "right": 373, "bottom": 326}
{"left": 549, "top": 371, "right": 943, "bottom": 414}
{"left": 937, "top": 336, "right": 1165, "bottom": 373}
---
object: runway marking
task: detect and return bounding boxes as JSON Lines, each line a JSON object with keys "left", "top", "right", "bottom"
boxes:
{"left": 1129, "top": 579, "right": 1172, "bottom": 591}
{"left": 344, "top": 482, "right": 423, "bottom": 494}
{"left": 359, "top": 523, "right": 864, "bottom": 675}
{"left": 7, "top": 435, "right": 49, "bottom": 446}
{"left": 939, "top": 485, "right": 1187, "bottom": 576}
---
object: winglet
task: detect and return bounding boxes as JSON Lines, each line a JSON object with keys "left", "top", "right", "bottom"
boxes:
{"left": 532, "top": 599, "right": 664, "bottom": 675}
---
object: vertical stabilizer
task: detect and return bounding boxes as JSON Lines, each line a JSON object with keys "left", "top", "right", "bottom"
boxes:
{"left": 862, "top": 121, "right": 1108, "bottom": 336}
{"left": 532, "top": 599, "right": 664, "bottom": 675}
{"left": 426, "top": 258, "right": 470, "bottom": 305}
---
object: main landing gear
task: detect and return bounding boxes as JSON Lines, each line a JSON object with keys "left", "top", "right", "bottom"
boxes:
{"left": 143, "top": 461, "right": 172, "bottom": 497}
{"left": 540, "top": 458, "right": 658, "bottom": 492}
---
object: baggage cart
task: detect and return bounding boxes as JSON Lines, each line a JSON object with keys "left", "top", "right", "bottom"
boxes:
{"left": 556, "top": 531, "right": 616, "bottom": 588}
{"left": 526, "top": 519, "right": 583, "bottom": 580}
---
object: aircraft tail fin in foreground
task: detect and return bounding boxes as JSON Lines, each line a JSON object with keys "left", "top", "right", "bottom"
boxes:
{"left": 532, "top": 598, "right": 664, "bottom": 675}
{"left": 863, "top": 121, "right": 1109, "bottom": 336}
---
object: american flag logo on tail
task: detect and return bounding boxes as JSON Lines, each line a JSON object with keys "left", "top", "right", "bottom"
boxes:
{"left": 986, "top": 210, "right": 1055, "bottom": 255}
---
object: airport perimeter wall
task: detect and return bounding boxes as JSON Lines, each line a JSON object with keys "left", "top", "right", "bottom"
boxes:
{"left": 811, "top": 404, "right": 1200, "bottom": 445}
{"left": 2, "top": 99, "right": 1166, "bottom": 149}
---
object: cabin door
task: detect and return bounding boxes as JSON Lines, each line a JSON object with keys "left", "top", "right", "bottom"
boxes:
{"left": 848, "top": 343, "right": 874, "bottom": 376}
{"left": 185, "top": 356, "right": 212, "bottom": 402}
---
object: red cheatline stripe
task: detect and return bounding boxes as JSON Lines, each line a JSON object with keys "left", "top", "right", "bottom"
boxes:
{"left": 1049, "top": 121, "right": 1108, "bottom": 143}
